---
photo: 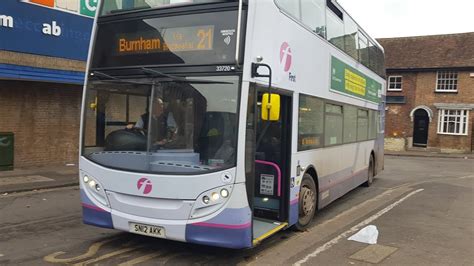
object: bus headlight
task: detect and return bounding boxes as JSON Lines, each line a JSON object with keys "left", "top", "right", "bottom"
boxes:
{"left": 81, "top": 173, "right": 108, "bottom": 207}
{"left": 190, "top": 185, "right": 233, "bottom": 219}
{"left": 220, "top": 189, "right": 229, "bottom": 198}
{"left": 211, "top": 192, "right": 220, "bottom": 201}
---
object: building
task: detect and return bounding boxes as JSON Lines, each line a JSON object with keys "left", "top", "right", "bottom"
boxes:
{"left": 378, "top": 33, "right": 474, "bottom": 153}
{"left": 0, "top": 0, "right": 96, "bottom": 167}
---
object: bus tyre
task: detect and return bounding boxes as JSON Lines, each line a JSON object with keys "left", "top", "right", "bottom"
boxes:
{"left": 295, "top": 174, "right": 317, "bottom": 231}
{"left": 363, "top": 155, "right": 375, "bottom": 187}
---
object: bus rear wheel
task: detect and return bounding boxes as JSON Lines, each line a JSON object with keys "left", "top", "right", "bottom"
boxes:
{"left": 363, "top": 155, "right": 375, "bottom": 187}
{"left": 295, "top": 174, "right": 317, "bottom": 231}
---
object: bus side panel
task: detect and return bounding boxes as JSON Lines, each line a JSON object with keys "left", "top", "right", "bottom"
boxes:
{"left": 80, "top": 188, "right": 114, "bottom": 229}
{"left": 289, "top": 182, "right": 299, "bottom": 226}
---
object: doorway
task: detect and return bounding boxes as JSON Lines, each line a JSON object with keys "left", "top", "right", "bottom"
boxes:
{"left": 413, "top": 109, "right": 429, "bottom": 147}
{"left": 249, "top": 89, "right": 292, "bottom": 242}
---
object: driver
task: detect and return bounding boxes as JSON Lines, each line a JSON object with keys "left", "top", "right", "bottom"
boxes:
{"left": 127, "top": 97, "right": 177, "bottom": 146}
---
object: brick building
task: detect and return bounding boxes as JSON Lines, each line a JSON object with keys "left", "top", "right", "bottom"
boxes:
{"left": 378, "top": 33, "right": 474, "bottom": 153}
{"left": 0, "top": 0, "right": 95, "bottom": 167}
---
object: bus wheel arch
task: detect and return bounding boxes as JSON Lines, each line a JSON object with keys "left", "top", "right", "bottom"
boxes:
{"left": 304, "top": 166, "right": 319, "bottom": 199}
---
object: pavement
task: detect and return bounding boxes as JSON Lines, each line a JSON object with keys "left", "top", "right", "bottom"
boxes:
{"left": 0, "top": 164, "right": 79, "bottom": 194}
{"left": 385, "top": 150, "right": 474, "bottom": 159}
{"left": 0, "top": 150, "right": 472, "bottom": 195}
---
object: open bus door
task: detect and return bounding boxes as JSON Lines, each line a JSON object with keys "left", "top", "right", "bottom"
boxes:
{"left": 247, "top": 64, "right": 292, "bottom": 245}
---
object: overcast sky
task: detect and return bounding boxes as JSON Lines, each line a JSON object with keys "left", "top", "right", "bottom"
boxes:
{"left": 337, "top": 0, "right": 474, "bottom": 39}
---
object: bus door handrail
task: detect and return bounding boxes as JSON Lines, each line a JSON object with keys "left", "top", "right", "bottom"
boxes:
{"left": 235, "top": 0, "right": 243, "bottom": 68}
{"left": 255, "top": 160, "right": 281, "bottom": 197}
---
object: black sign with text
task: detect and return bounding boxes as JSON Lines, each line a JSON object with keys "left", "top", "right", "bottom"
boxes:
{"left": 91, "top": 10, "right": 244, "bottom": 69}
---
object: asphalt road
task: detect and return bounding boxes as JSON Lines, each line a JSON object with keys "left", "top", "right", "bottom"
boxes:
{"left": 0, "top": 156, "right": 472, "bottom": 265}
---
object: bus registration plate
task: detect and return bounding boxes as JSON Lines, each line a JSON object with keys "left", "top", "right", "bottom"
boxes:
{"left": 129, "top": 222, "right": 165, "bottom": 238}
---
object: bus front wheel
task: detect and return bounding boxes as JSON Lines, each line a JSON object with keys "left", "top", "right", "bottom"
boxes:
{"left": 295, "top": 174, "right": 317, "bottom": 231}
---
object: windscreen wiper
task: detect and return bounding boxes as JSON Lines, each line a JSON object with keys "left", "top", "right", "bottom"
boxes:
{"left": 90, "top": 71, "right": 152, "bottom": 85}
{"left": 141, "top": 68, "right": 232, "bottom": 84}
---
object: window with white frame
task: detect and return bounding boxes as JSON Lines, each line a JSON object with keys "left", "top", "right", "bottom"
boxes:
{"left": 388, "top": 76, "right": 402, "bottom": 91}
{"left": 436, "top": 71, "right": 458, "bottom": 92}
{"left": 437, "top": 109, "right": 469, "bottom": 135}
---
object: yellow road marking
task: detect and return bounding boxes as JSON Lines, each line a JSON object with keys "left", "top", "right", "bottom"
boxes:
{"left": 72, "top": 246, "right": 143, "bottom": 266}
{"left": 43, "top": 237, "right": 119, "bottom": 264}
{"left": 118, "top": 252, "right": 164, "bottom": 266}
{"left": 252, "top": 222, "right": 288, "bottom": 246}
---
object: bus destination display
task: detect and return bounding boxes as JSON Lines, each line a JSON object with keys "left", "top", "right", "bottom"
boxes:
{"left": 117, "top": 25, "right": 215, "bottom": 55}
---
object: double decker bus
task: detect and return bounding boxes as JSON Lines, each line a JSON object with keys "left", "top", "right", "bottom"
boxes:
{"left": 80, "top": 0, "right": 386, "bottom": 249}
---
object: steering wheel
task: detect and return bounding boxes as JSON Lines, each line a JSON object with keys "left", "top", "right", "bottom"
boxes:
{"left": 126, "top": 126, "right": 146, "bottom": 136}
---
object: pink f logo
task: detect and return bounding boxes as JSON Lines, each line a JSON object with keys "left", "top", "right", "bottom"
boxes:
{"left": 280, "top": 42, "right": 293, "bottom": 72}
{"left": 137, "top": 178, "right": 152, "bottom": 195}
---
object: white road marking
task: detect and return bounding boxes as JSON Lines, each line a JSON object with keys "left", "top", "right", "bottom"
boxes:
{"left": 293, "top": 188, "right": 424, "bottom": 266}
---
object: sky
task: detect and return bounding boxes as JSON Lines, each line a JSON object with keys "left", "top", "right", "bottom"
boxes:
{"left": 336, "top": 0, "right": 474, "bottom": 39}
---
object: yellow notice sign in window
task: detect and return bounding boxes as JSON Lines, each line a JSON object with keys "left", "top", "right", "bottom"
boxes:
{"left": 345, "top": 69, "right": 366, "bottom": 96}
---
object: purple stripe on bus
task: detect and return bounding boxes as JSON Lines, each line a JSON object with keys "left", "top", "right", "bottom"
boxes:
{"left": 290, "top": 198, "right": 299, "bottom": 205}
{"left": 191, "top": 222, "right": 251, "bottom": 229}
{"left": 255, "top": 160, "right": 282, "bottom": 196}
{"left": 82, "top": 203, "right": 106, "bottom": 212}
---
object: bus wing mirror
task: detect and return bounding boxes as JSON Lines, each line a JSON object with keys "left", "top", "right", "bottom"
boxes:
{"left": 261, "top": 93, "right": 280, "bottom": 121}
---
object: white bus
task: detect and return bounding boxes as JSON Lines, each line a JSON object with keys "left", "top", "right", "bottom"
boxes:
{"left": 80, "top": 0, "right": 386, "bottom": 249}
